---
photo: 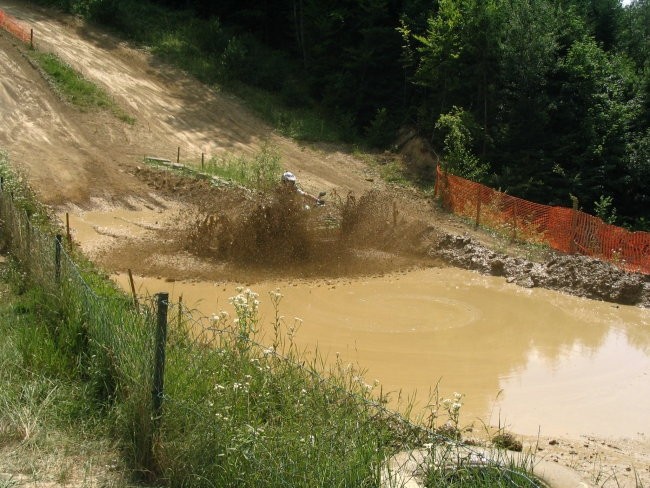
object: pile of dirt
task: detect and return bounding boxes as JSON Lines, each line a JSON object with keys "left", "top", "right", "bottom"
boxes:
{"left": 432, "top": 233, "right": 650, "bottom": 307}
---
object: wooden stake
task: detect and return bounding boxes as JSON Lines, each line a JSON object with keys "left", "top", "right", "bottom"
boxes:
{"left": 127, "top": 269, "right": 138, "bottom": 309}
{"left": 511, "top": 201, "right": 518, "bottom": 241}
{"left": 30, "top": 29, "right": 33, "bottom": 50}
{"left": 66, "top": 212, "right": 71, "bottom": 245}
{"left": 569, "top": 194, "right": 579, "bottom": 254}
{"left": 152, "top": 292, "right": 169, "bottom": 420}
{"left": 177, "top": 146, "right": 180, "bottom": 164}
{"left": 201, "top": 152, "right": 204, "bottom": 170}
{"left": 475, "top": 186, "right": 482, "bottom": 228}
{"left": 178, "top": 294, "right": 183, "bottom": 329}
{"left": 54, "top": 234, "right": 62, "bottom": 284}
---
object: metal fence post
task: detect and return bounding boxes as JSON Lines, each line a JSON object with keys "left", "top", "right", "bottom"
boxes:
{"left": 55, "top": 234, "right": 62, "bottom": 284}
{"left": 152, "top": 292, "right": 169, "bottom": 424}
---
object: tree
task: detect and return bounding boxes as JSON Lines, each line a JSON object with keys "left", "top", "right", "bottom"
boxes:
{"left": 435, "top": 107, "right": 489, "bottom": 181}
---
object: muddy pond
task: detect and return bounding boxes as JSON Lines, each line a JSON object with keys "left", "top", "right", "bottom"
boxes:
{"left": 113, "top": 267, "right": 650, "bottom": 440}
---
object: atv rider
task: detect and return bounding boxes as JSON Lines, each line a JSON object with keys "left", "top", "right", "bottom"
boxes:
{"left": 281, "top": 171, "right": 325, "bottom": 207}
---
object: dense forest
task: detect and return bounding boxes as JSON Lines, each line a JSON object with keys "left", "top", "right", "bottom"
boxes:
{"left": 33, "top": 0, "right": 649, "bottom": 228}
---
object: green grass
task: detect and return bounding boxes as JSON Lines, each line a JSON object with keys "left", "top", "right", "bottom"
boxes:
{"left": 201, "top": 144, "right": 283, "bottom": 191}
{"left": 426, "top": 464, "right": 543, "bottom": 487}
{"left": 28, "top": 51, "right": 135, "bottom": 124}
{"left": 0, "top": 258, "right": 140, "bottom": 487}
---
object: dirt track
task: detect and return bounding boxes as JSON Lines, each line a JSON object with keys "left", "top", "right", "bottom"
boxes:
{"left": 0, "top": 0, "right": 374, "bottom": 206}
{"left": 1, "top": 3, "right": 650, "bottom": 487}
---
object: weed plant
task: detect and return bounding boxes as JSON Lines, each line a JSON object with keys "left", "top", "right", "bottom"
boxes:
{"left": 155, "top": 287, "right": 400, "bottom": 486}
{"left": 424, "top": 459, "right": 541, "bottom": 488}
{"left": 202, "top": 145, "right": 283, "bottom": 191}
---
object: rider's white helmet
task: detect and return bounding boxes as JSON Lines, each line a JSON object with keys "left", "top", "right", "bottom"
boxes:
{"left": 282, "top": 171, "right": 297, "bottom": 183}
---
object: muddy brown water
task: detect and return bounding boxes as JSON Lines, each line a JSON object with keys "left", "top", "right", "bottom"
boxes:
{"left": 65, "top": 206, "right": 649, "bottom": 441}
{"left": 113, "top": 267, "right": 650, "bottom": 440}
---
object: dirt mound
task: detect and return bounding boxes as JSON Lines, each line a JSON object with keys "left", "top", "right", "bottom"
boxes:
{"left": 432, "top": 234, "right": 650, "bottom": 307}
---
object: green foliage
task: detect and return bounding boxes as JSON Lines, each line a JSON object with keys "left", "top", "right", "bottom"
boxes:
{"left": 435, "top": 107, "right": 489, "bottom": 181}
{"left": 203, "top": 145, "right": 283, "bottom": 191}
{"left": 491, "top": 432, "right": 523, "bottom": 452}
{"left": 425, "top": 462, "right": 540, "bottom": 488}
{"left": 365, "top": 107, "right": 397, "bottom": 149}
{"left": 594, "top": 195, "right": 617, "bottom": 224}
{"left": 28, "top": 51, "right": 134, "bottom": 123}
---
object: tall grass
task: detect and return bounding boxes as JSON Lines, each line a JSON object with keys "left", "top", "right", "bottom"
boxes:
{"left": 201, "top": 144, "right": 283, "bottom": 191}
{"left": 0, "top": 257, "right": 138, "bottom": 487}
{"left": 0, "top": 153, "right": 402, "bottom": 484}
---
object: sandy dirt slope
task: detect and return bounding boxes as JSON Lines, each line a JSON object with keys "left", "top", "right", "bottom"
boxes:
{"left": 0, "top": 31, "right": 148, "bottom": 204}
{"left": 0, "top": 0, "right": 374, "bottom": 207}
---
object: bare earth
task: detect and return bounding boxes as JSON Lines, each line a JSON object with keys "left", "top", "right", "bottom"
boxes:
{"left": 0, "top": 2, "right": 648, "bottom": 486}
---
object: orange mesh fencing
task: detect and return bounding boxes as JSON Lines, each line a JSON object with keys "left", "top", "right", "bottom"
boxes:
{"left": 435, "top": 166, "right": 650, "bottom": 274}
{"left": 0, "top": 9, "right": 31, "bottom": 44}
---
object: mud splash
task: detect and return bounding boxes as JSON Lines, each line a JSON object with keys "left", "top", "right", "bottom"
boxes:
{"left": 184, "top": 186, "right": 438, "bottom": 272}
{"left": 113, "top": 267, "right": 650, "bottom": 440}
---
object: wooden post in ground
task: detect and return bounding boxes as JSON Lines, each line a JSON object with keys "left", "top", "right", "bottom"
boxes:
{"left": 127, "top": 269, "right": 138, "bottom": 309}
{"left": 569, "top": 194, "right": 579, "bottom": 254}
{"left": 178, "top": 294, "right": 183, "bottom": 330}
{"left": 475, "top": 186, "right": 482, "bottom": 229}
{"left": 30, "top": 29, "right": 33, "bottom": 50}
{"left": 201, "top": 153, "right": 204, "bottom": 170}
{"left": 66, "top": 213, "right": 71, "bottom": 246}
{"left": 177, "top": 147, "right": 180, "bottom": 164}
{"left": 143, "top": 292, "right": 168, "bottom": 474}
{"left": 511, "top": 201, "right": 518, "bottom": 242}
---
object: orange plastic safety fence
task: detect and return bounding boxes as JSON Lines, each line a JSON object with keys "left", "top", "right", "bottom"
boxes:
{"left": 436, "top": 166, "right": 650, "bottom": 274}
{"left": 0, "top": 9, "right": 31, "bottom": 44}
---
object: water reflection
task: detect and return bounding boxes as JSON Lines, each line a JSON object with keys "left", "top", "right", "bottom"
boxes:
{"left": 113, "top": 267, "right": 650, "bottom": 439}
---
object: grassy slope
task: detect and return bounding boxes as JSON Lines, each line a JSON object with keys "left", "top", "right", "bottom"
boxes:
{"left": 0, "top": 258, "right": 139, "bottom": 488}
